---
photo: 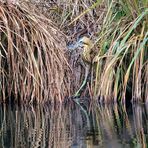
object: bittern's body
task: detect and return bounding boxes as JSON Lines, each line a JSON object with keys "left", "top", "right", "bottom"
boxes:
{"left": 72, "top": 36, "right": 94, "bottom": 97}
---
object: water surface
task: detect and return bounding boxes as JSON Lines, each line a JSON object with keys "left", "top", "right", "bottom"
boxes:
{"left": 0, "top": 102, "right": 148, "bottom": 148}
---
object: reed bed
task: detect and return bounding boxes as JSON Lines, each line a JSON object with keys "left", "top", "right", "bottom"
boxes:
{"left": 93, "top": 0, "right": 148, "bottom": 103}
{"left": 37, "top": 0, "right": 147, "bottom": 103}
{"left": 0, "top": 2, "right": 71, "bottom": 103}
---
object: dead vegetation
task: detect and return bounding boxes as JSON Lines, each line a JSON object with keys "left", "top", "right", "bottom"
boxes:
{"left": 0, "top": 2, "right": 71, "bottom": 103}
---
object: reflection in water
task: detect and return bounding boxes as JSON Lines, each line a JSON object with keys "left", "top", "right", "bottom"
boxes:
{"left": 0, "top": 103, "right": 148, "bottom": 148}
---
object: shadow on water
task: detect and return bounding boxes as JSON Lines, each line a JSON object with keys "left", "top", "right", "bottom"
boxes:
{"left": 0, "top": 102, "right": 148, "bottom": 148}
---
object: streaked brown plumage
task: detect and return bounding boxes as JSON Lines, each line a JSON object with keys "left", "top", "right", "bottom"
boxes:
{"left": 78, "top": 36, "right": 93, "bottom": 63}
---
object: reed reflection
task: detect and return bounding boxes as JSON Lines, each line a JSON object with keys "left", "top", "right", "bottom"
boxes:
{"left": 0, "top": 103, "right": 147, "bottom": 148}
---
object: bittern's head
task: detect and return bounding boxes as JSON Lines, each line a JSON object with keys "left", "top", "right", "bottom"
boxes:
{"left": 77, "top": 36, "right": 92, "bottom": 48}
{"left": 67, "top": 36, "right": 92, "bottom": 51}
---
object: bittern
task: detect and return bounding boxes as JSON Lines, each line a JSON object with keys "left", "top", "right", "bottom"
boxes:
{"left": 68, "top": 36, "right": 94, "bottom": 97}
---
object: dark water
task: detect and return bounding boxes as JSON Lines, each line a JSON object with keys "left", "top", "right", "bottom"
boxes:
{"left": 0, "top": 102, "right": 148, "bottom": 148}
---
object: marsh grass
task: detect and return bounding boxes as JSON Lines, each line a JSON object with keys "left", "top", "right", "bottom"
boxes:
{"left": 0, "top": 2, "right": 71, "bottom": 103}
{"left": 44, "top": 0, "right": 147, "bottom": 103}
{"left": 93, "top": 0, "right": 148, "bottom": 103}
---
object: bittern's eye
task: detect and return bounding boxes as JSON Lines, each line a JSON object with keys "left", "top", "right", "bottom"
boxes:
{"left": 79, "top": 40, "right": 88, "bottom": 45}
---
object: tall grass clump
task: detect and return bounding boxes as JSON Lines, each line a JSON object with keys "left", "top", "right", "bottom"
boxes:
{"left": 0, "top": 2, "right": 71, "bottom": 104}
{"left": 93, "top": 0, "right": 148, "bottom": 103}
